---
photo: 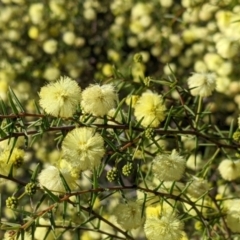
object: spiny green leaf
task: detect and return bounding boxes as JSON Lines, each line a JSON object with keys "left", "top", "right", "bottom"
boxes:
{"left": 42, "top": 186, "right": 60, "bottom": 203}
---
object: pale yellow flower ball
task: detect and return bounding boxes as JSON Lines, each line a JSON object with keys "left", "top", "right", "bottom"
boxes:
{"left": 216, "top": 37, "right": 239, "bottom": 59}
{"left": 34, "top": 218, "right": 55, "bottom": 240}
{"left": 159, "top": 0, "right": 173, "bottom": 8}
{"left": 49, "top": 0, "right": 66, "bottom": 20}
{"left": 62, "top": 127, "right": 105, "bottom": 171}
{"left": 204, "top": 53, "right": 223, "bottom": 71}
{"left": 38, "top": 165, "right": 77, "bottom": 193}
{"left": 28, "top": 3, "right": 44, "bottom": 24}
{"left": 216, "top": 76, "right": 231, "bottom": 93}
{"left": 144, "top": 211, "right": 184, "bottom": 240}
{"left": 102, "top": 63, "right": 113, "bottom": 76}
{"left": 223, "top": 199, "right": 240, "bottom": 233}
{"left": 226, "top": 210, "right": 240, "bottom": 233}
{"left": 218, "top": 159, "right": 240, "bottom": 181}
{"left": 134, "top": 91, "right": 166, "bottom": 128}
{"left": 62, "top": 31, "right": 76, "bottom": 45}
{"left": 81, "top": 84, "right": 118, "bottom": 117}
{"left": 125, "top": 95, "right": 139, "bottom": 107}
{"left": 187, "top": 177, "right": 209, "bottom": 198}
{"left": 152, "top": 149, "right": 186, "bottom": 181}
{"left": 39, "top": 76, "right": 81, "bottom": 118}
{"left": 187, "top": 72, "right": 216, "bottom": 97}
{"left": 43, "top": 66, "right": 60, "bottom": 81}
{"left": 43, "top": 39, "right": 58, "bottom": 54}
{"left": 83, "top": 8, "right": 96, "bottom": 20}
{"left": 199, "top": 3, "right": 218, "bottom": 21}
{"left": 216, "top": 62, "right": 232, "bottom": 76}
{"left": 113, "top": 201, "right": 145, "bottom": 230}
{"left": 186, "top": 154, "right": 203, "bottom": 170}
{"left": 163, "top": 63, "right": 176, "bottom": 75}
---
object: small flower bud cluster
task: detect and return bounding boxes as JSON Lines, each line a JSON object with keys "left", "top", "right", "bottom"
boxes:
{"left": 122, "top": 162, "right": 132, "bottom": 176}
{"left": 144, "top": 128, "right": 154, "bottom": 139}
{"left": 6, "top": 196, "right": 18, "bottom": 209}
{"left": 106, "top": 167, "right": 118, "bottom": 182}
{"left": 25, "top": 182, "right": 37, "bottom": 196}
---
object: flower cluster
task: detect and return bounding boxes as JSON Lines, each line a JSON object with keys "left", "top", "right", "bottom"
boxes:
{"left": 39, "top": 76, "right": 118, "bottom": 119}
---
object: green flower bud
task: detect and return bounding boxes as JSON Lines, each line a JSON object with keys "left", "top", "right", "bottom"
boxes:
{"left": 233, "top": 131, "right": 240, "bottom": 142}
{"left": 25, "top": 182, "right": 37, "bottom": 196}
{"left": 122, "top": 162, "right": 132, "bottom": 176}
{"left": 106, "top": 167, "right": 118, "bottom": 182}
{"left": 145, "top": 128, "right": 154, "bottom": 139}
{"left": 6, "top": 196, "right": 18, "bottom": 209}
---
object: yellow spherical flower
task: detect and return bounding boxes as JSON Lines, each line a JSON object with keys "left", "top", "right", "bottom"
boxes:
{"left": 187, "top": 72, "right": 216, "bottom": 97}
{"left": 226, "top": 210, "right": 240, "bottom": 233}
{"left": 187, "top": 177, "right": 209, "bottom": 198}
{"left": 62, "top": 127, "right": 105, "bottom": 171}
{"left": 39, "top": 76, "right": 81, "bottom": 118}
{"left": 144, "top": 211, "right": 184, "bottom": 240}
{"left": 43, "top": 39, "right": 58, "bottom": 54}
{"left": 81, "top": 84, "right": 118, "bottom": 117}
{"left": 113, "top": 201, "right": 145, "bottom": 230}
{"left": 152, "top": 149, "right": 186, "bottom": 181}
{"left": 134, "top": 91, "right": 166, "bottom": 128}
{"left": 218, "top": 159, "right": 240, "bottom": 181}
{"left": 38, "top": 165, "right": 77, "bottom": 193}
{"left": 224, "top": 198, "right": 240, "bottom": 233}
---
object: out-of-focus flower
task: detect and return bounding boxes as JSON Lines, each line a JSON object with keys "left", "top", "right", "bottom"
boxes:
{"left": 34, "top": 218, "right": 55, "bottom": 240}
{"left": 43, "top": 66, "right": 60, "bottom": 81}
{"left": 62, "top": 127, "right": 105, "bottom": 171}
{"left": 218, "top": 159, "right": 240, "bottom": 181}
{"left": 216, "top": 37, "right": 239, "bottom": 59}
{"left": 152, "top": 149, "right": 186, "bottom": 181}
{"left": 134, "top": 91, "right": 166, "bottom": 128}
{"left": 224, "top": 199, "right": 240, "bottom": 233}
{"left": 0, "top": 147, "right": 25, "bottom": 168}
{"left": 38, "top": 165, "right": 77, "bottom": 193}
{"left": 186, "top": 154, "right": 203, "bottom": 170}
{"left": 187, "top": 72, "right": 216, "bottom": 97}
{"left": 113, "top": 201, "right": 145, "bottom": 230}
{"left": 226, "top": 210, "right": 240, "bottom": 233}
{"left": 62, "top": 31, "right": 76, "bottom": 45}
{"left": 144, "top": 204, "right": 184, "bottom": 240}
{"left": 39, "top": 76, "right": 81, "bottom": 118}
{"left": 187, "top": 177, "right": 209, "bottom": 198}
{"left": 28, "top": 3, "right": 44, "bottom": 24}
{"left": 43, "top": 39, "right": 58, "bottom": 54}
{"left": 81, "top": 84, "right": 118, "bottom": 117}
